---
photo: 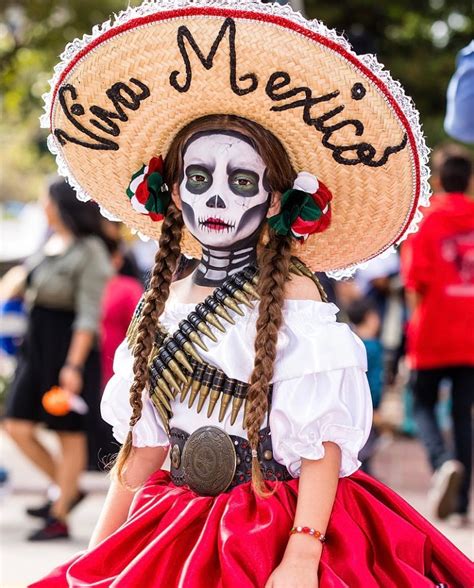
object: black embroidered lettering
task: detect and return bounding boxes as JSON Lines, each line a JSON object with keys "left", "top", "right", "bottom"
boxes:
{"left": 170, "top": 17, "right": 258, "bottom": 96}
{"left": 54, "top": 78, "right": 150, "bottom": 151}
{"left": 265, "top": 71, "right": 407, "bottom": 167}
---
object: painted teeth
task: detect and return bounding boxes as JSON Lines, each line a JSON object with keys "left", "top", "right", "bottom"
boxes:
{"left": 198, "top": 215, "right": 236, "bottom": 233}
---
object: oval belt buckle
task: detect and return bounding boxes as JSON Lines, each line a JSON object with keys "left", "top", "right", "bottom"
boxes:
{"left": 182, "top": 426, "right": 237, "bottom": 496}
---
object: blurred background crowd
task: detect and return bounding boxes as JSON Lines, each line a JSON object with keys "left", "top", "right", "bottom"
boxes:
{"left": 0, "top": 0, "right": 472, "bottom": 576}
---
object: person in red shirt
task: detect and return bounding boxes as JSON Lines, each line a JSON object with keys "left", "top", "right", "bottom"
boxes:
{"left": 101, "top": 241, "right": 144, "bottom": 388}
{"left": 401, "top": 150, "right": 474, "bottom": 525}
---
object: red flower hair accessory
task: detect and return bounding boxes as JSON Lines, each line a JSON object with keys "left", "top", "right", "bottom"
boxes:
{"left": 126, "top": 156, "right": 171, "bottom": 222}
{"left": 267, "top": 172, "right": 333, "bottom": 242}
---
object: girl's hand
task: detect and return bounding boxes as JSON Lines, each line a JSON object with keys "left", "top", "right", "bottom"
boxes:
{"left": 265, "top": 553, "right": 319, "bottom": 588}
{"left": 265, "top": 537, "right": 321, "bottom": 588}
{"left": 59, "top": 365, "right": 83, "bottom": 395}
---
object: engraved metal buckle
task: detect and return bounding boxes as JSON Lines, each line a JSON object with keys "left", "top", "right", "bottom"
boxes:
{"left": 182, "top": 426, "right": 236, "bottom": 496}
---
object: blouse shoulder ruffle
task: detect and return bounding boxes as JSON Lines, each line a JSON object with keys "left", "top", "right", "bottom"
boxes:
{"left": 101, "top": 299, "right": 372, "bottom": 477}
{"left": 101, "top": 339, "right": 169, "bottom": 448}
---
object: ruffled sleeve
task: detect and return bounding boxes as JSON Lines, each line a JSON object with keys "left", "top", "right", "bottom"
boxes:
{"left": 101, "top": 339, "right": 169, "bottom": 448}
{"left": 270, "top": 301, "right": 373, "bottom": 478}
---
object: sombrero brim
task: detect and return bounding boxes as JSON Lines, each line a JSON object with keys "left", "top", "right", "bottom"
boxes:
{"left": 42, "top": 0, "right": 430, "bottom": 277}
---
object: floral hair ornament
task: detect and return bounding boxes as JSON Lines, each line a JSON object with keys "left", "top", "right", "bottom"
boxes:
{"left": 267, "top": 172, "right": 333, "bottom": 242}
{"left": 126, "top": 156, "right": 171, "bottom": 221}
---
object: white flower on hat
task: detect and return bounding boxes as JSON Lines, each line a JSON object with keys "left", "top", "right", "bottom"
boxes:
{"left": 293, "top": 171, "right": 319, "bottom": 194}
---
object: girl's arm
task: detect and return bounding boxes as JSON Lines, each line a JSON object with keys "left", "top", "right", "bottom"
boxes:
{"left": 266, "top": 442, "right": 341, "bottom": 588}
{"left": 89, "top": 445, "right": 168, "bottom": 549}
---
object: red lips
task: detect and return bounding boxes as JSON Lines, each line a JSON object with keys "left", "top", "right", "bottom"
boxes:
{"left": 202, "top": 217, "right": 233, "bottom": 231}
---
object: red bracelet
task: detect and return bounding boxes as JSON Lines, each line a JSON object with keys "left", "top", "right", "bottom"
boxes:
{"left": 289, "top": 526, "right": 327, "bottom": 543}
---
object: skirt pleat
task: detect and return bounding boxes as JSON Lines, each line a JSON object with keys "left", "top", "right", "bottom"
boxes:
{"left": 30, "top": 470, "right": 473, "bottom": 588}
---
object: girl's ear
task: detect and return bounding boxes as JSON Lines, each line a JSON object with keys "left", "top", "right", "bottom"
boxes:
{"left": 171, "top": 183, "right": 182, "bottom": 210}
{"left": 266, "top": 191, "right": 281, "bottom": 218}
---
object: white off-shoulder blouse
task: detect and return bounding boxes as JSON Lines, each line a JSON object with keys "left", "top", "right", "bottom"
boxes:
{"left": 101, "top": 299, "right": 373, "bottom": 478}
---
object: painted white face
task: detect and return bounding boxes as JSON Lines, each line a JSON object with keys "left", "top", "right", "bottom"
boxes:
{"left": 179, "top": 133, "right": 270, "bottom": 248}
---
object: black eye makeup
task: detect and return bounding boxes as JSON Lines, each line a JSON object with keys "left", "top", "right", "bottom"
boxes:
{"left": 228, "top": 169, "right": 260, "bottom": 197}
{"left": 185, "top": 164, "right": 213, "bottom": 194}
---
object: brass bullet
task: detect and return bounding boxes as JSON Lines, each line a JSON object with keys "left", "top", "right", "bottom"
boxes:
{"left": 179, "top": 320, "right": 208, "bottom": 351}
{"left": 204, "top": 296, "right": 235, "bottom": 325}
{"left": 241, "top": 282, "right": 260, "bottom": 299}
{"left": 173, "top": 349, "right": 193, "bottom": 373}
{"left": 222, "top": 279, "right": 253, "bottom": 308}
{"left": 196, "top": 321, "right": 218, "bottom": 342}
{"left": 207, "top": 388, "right": 221, "bottom": 418}
{"left": 196, "top": 368, "right": 216, "bottom": 413}
{"left": 168, "top": 359, "right": 189, "bottom": 385}
{"left": 180, "top": 376, "right": 193, "bottom": 402}
{"left": 196, "top": 383, "right": 211, "bottom": 413}
{"left": 222, "top": 296, "right": 244, "bottom": 316}
{"left": 205, "top": 312, "right": 225, "bottom": 333}
{"left": 188, "top": 379, "right": 201, "bottom": 408}
{"left": 188, "top": 330, "right": 209, "bottom": 352}
{"left": 230, "top": 396, "right": 244, "bottom": 426}
{"left": 182, "top": 341, "right": 204, "bottom": 364}
{"left": 289, "top": 263, "right": 304, "bottom": 276}
{"left": 218, "top": 392, "right": 233, "bottom": 422}
{"left": 188, "top": 364, "right": 206, "bottom": 408}
{"left": 213, "top": 304, "right": 235, "bottom": 324}
{"left": 231, "top": 289, "right": 253, "bottom": 308}
{"left": 151, "top": 400, "right": 171, "bottom": 434}
{"left": 189, "top": 312, "right": 218, "bottom": 343}
{"left": 165, "top": 339, "right": 194, "bottom": 373}
{"left": 156, "top": 377, "right": 174, "bottom": 400}
{"left": 152, "top": 389, "right": 172, "bottom": 412}
{"left": 161, "top": 368, "right": 181, "bottom": 392}
{"left": 242, "top": 267, "right": 259, "bottom": 285}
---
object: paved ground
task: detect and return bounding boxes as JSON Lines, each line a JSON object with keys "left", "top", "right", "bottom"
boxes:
{"left": 0, "top": 429, "right": 472, "bottom": 587}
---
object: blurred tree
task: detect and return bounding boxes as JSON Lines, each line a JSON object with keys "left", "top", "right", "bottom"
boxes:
{"left": 0, "top": 0, "right": 472, "bottom": 201}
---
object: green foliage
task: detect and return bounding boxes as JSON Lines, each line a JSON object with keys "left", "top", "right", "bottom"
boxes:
{"left": 305, "top": 0, "right": 473, "bottom": 147}
{"left": 0, "top": 0, "right": 472, "bottom": 201}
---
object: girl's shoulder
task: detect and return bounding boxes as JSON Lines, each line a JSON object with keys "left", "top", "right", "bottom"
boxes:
{"left": 284, "top": 274, "right": 322, "bottom": 302}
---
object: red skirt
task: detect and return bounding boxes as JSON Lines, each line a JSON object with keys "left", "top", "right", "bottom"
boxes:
{"left": 31, "top": 470, "right": 472, "bottom": 587}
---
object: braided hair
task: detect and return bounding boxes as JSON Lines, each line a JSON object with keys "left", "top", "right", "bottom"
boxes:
{"left": 114, "top": 203, "right": 183, "bottom": 484}
{"left": 114, "top": 114, "right": 296, "bottom": 494}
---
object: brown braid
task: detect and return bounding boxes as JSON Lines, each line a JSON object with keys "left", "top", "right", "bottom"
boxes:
{"left": 245, "top": 230, "right": 293, "bottom": 496}
{"left": 113, "top": 202, "right": 184, "bottom": 485}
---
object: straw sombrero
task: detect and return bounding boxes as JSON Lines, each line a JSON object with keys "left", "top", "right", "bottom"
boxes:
{"left": 41, "top": 0, "right": 430, "bottom": 277}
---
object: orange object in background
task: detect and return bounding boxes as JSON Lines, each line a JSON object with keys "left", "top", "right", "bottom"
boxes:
{"left": 42, "top": 386, "right": 89, "bottom": 416}
{"left": 42, "top": 386, "right": 70, "bottom": 416}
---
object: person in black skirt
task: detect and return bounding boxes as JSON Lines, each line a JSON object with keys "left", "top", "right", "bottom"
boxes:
{"left": 4, "top": 178, "right": 113, "bottom": 540}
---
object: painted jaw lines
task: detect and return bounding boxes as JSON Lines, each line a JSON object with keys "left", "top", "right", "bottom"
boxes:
{"left": 178, "top": 133, "right": 270, "bottom": 248}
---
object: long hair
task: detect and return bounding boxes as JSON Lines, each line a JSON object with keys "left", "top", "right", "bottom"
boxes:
{"left": 114, "top": 115, "right": 295, "bottom": 495}
{"left": 48, "top": 178, "right": 109, "bottom": 245}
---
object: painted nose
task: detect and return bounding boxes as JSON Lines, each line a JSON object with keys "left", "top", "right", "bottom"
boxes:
{"left": 206, "top": 195, "right": 226, "bottom": 209}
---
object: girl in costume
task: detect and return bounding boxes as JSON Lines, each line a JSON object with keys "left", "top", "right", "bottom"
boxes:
{"left": 33, "top": 1, "right": 472, "bottom": 586}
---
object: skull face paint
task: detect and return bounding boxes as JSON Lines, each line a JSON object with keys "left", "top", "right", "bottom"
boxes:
{"left": 179, "top": 133, "right": 270, "bottom": 249}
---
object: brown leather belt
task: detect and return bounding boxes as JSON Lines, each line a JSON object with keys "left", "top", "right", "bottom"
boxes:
{"left": 169, "top": 426, "right": 292, "bottom": 496}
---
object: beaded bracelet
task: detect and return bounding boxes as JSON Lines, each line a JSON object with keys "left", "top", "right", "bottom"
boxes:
{"left": 289, "top": 526, "right": 327, "bottom": 543}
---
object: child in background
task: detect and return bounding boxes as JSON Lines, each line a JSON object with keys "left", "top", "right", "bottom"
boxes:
{"left": 347, "top": 299, "right": 384, "bottom": 473}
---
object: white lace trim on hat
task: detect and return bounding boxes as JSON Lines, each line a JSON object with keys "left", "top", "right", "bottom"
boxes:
{"left": 40, "top": 0, "right": 431, "bottom": 279}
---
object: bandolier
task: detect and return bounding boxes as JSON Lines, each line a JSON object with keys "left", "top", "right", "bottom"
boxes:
{"left": 127, "top": 258, "right": 327, "bottom": 433}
